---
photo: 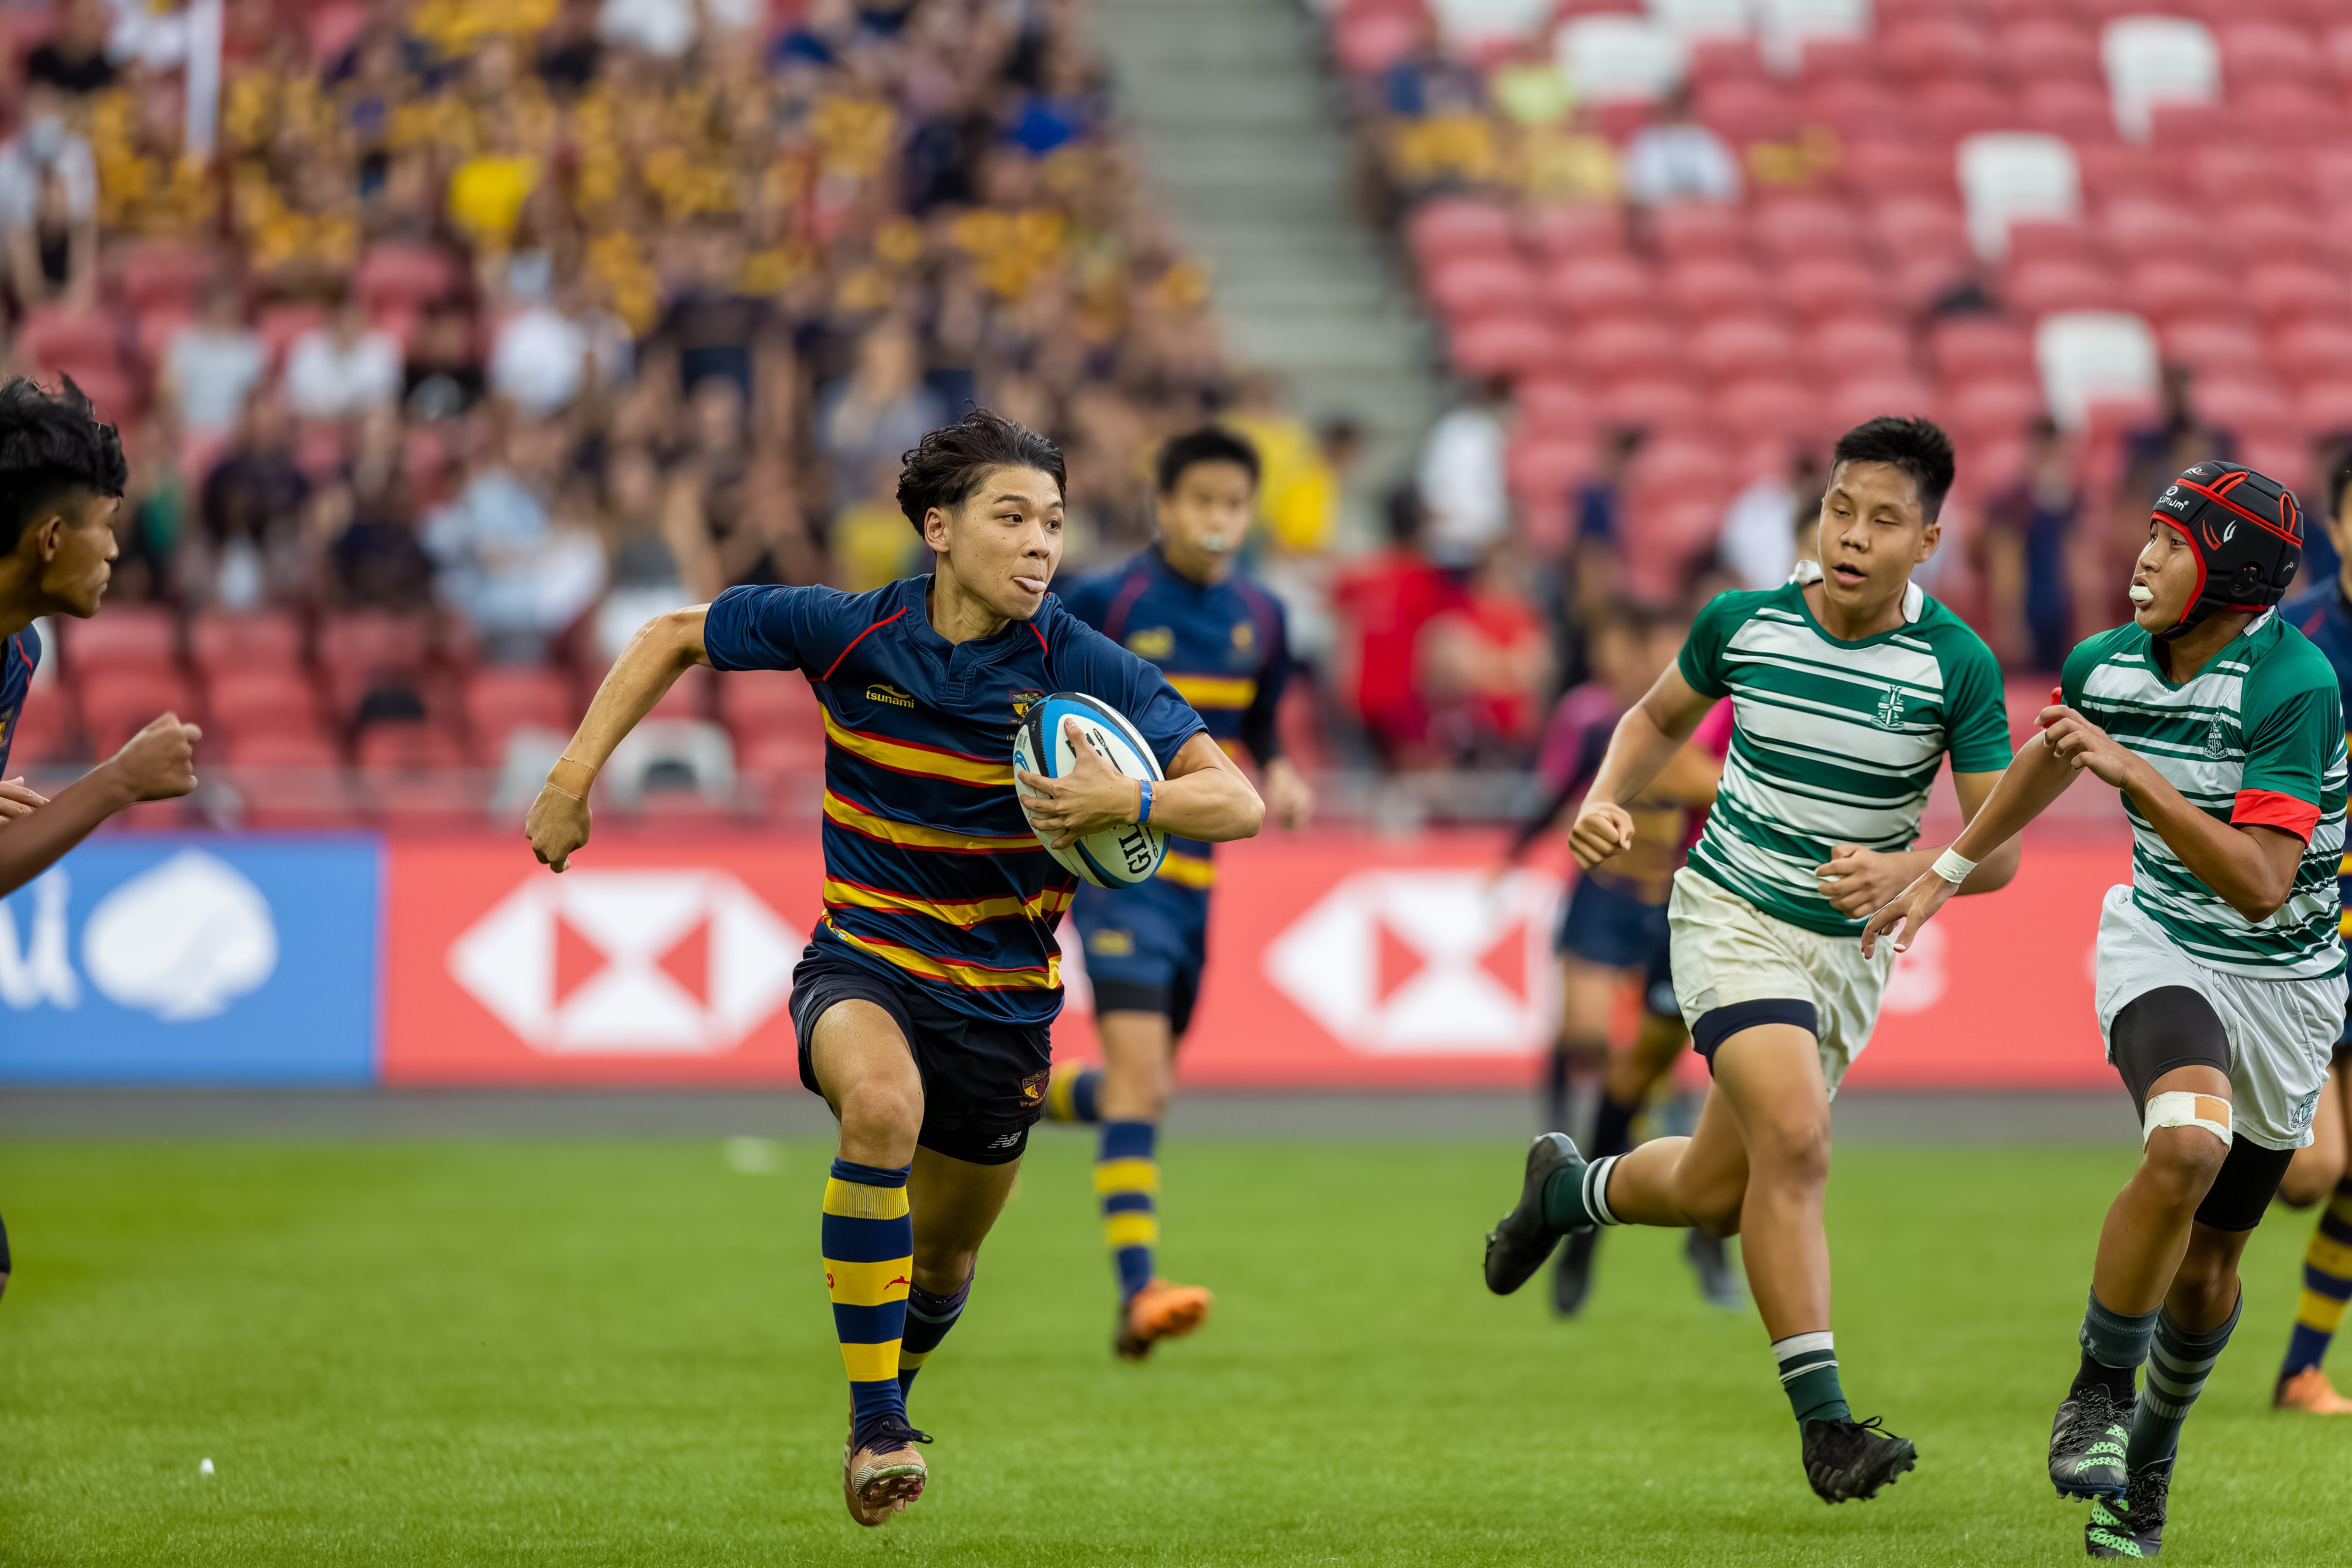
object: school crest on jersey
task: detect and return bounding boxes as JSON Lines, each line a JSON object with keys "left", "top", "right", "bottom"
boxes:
{"left": 1019, "top": 1069, "right": 1051, "bottom": 1107}
{"left": 1126, "top": 626, "right": 1174, "bottom": 660}
{"left": 2204, "top": 715, "right": 2227, "bottom": 758}
{"left": 1010, "top": 688, "right": 1042, "bottom": 721}
{"left": 1874, "top": 686, "right": 1906, "bottom": 730}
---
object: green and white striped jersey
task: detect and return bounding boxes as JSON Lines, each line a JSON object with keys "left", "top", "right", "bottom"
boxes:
{"left": 2060, "top": 612, "right": 2347, "bottom": 978}
{"left": 1677, "top": 577, "right": 2013, "bottom": 936}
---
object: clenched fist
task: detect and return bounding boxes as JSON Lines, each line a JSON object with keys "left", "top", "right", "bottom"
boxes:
{"left": 108, "top": 712, "right": 200, "bottom": 801}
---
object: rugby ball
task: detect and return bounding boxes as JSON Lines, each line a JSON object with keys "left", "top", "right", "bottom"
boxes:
{"left": 1012, "top": 692, "right": 1168, "bottom": 888}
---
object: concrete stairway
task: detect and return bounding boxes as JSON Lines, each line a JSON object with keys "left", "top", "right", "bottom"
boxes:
{"left": 1096, "top": 0, "right": 1440, "bottom": 529}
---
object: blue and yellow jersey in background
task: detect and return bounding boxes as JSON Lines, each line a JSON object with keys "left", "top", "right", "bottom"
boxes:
{"left": 2286, "top": 579, "right": 2352, "bottom": 943}
{"left": 1056, "top": 548, "right": 1291, "bottom": 894}
{"left": 0, "top": 628, "right": 38, "bottom": 775}
{"left": 703, "top": 575, "right": 1206, "bottom": 1027}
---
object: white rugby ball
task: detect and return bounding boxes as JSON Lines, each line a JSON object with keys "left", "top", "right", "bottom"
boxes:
{"left": 1012, "top": 692, "right": 1168, "bottom": 888}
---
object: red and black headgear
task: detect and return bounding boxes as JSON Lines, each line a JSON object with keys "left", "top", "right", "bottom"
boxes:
{"left": 2149, "top": 461, "right": 2303, "bottom": 642}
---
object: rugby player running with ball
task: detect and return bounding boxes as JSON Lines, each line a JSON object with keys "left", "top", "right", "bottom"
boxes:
{"left": 525, "top": 410, "right": 1261, "bottom": 1528}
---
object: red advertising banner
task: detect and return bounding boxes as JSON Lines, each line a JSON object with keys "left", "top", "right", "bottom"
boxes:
{"left": 379, "top": 831, "right": 2136, "bottom": 1089}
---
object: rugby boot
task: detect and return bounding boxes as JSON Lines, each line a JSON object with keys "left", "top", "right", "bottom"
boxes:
{"left": 1685, "top": 1229, "right": 1745, "bottom": 1309}
{"left": 2273, "top": 1365, "right": 2352, "bottom": 1413}
{"left": 1551, "top": 1228, "right": 1597, "bottom": 1317}
{"left": 2049, "top": 1384, "right": 2133, "bottom": 1499}
{"left": 2085, "top": 1459, "right": 2171, "bottom": 1558}
{"left": 1485, "top": 1132, "right": 1585, "bottom": 1296}
{"left": 1114, "top": 1279, "right": 1212, "bottom": 1361}
{"left": 843, "top": 1416, "right": 929, "bottom": 1526}
{"left": 1800, "top": 1415, "right": 1916, "bottom": 1503}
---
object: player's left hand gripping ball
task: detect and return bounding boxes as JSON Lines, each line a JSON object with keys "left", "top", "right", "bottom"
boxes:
{"left": 1016, "top": 715, "right": 1143, "bottom": 850}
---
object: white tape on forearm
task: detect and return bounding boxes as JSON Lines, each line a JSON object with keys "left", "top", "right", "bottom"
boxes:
{"left": 2143, "top": 1090, "right": 2231, "bottom": 1148}
{"left": 1930, "top": 847, "right": 1978, "bottom": 885}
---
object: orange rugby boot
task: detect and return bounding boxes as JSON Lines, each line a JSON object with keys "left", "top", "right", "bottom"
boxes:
{"left": 2274, "top": 1366, "right": 2352, "bottom": 1414}
{"left": 842, "top": 1417, "right": 930, "bottom": 1525}
{"left": 1114, "top": 1279, "right": 1213, "bottom": 1361}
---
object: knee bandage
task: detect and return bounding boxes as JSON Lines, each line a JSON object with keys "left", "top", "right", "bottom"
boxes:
{"left": 2143, "top": 1090, "right": 2232, "bottom": 1147}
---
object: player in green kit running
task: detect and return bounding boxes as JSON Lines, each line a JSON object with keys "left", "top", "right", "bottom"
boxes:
{"left": 1479, "top": 417, "right": 2022, "bottom": 1502}
{"left": 1867, "top": 461, "right": 2344, "bottom": 1558}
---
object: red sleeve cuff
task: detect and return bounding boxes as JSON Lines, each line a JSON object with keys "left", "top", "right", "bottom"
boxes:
{"left": 2231, "top": 788, "right": 2321, "bottom": 844}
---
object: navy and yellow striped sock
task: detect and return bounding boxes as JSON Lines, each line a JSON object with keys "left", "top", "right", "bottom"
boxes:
{"left": 1773, "top": 1331, "right": 1851, "bottom": 1426}
{"left": 822, "top": 1158, "right": 912, "bottom": 1440}
{"left": 1046, "top": 1067, "right": 1103, "bottom": 1124}
{"left": 898, "top": 1272, "right": 972, "bottom": 1397}
{"left": 1097, "top": 1120, "right": 1158, "bottom": 1301}
{"left": 2282, "top": 1177, "right": 2352, "bottom": 1376}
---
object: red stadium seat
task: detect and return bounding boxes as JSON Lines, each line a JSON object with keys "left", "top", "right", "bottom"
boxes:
{"left": 1750, "top": 196, "right": 1859, "bottom": 263}
{"left": 2005, "top": 260, "right": 2120, "bottom": 316}
{"left": 2241, "top": 89, "right": 2344, "bottom": 149}
{"left": 1332, "top": 9, "right": 1418, "bottom": 75}
{"left": 1837, "top": 142, "right": 1947, "bottom": 199}
{"left": 189, "top": 611, "right": 302, "bottom": 675}
{"left": 355, "top": 720, "right": 466, "bottom": 773}
{"left": 1802, "top": 80, "right": 1911, "bottom": 147}
{"left": 718, "top": 668, "right": 822, "bottom": 742}
{"left": 1693, "top": 80, "right": 1797, "bottom": 147}
{"left": 1663, "top": 259, "right": 1771, "bottom": 319}
{"left": 1930, "top": 319, "right": 2034, "bottom": 381}
{"left": 21, "top": 307, "right": 120, "bottom": 380}
{"left": 5, "top": 691, "right": 73, "bottom": 765}
{"left": 650, "top": 663, "right": 716, "bottom": 722}
{"left": 2125, "top": 260, "right": 2235, "bottom": 323}
{"left": 1571, "top": 319, "right": 1682, "bottom": 381}
{"left": 1424, "top": 257, "right": 1541, "bottom": 319}
{"left": 1994, "top": 19, "right": 2102, "bottom": 84}
{"left": 1651, "top": 204, "right": 1750, "bottom": 266}
{"left": 2178, "top": 145, "right": 2308, "bottom": 208}
{"left": 1943, "top": 377, "right": 2047, "bottom": 439}
{"left": 1797, "top": 35, "right": 1877, "bottom": 82}
{"left": 463, "top": 667, "right": 575, "bottom": 761}
{"left": 1545, "top": 254, "right": 1654, "bottom": 319}
{"left": 225, "top": 732, "right": 341, "bottom": 769}
{"left": 1408, "top": 199, "right": 1516, "bottom": 267}
{"left": 1713, "top": 378, "right": 1824, "bottom": 441}
{"left": 2018, "top": 79, "right": 2116, "bottom": 145}
{"left": 316, "top": 612, "right": 431, "bottom": 711}
{"left": 2005, "top": 220, "right": 2097, "bottom": 270}
{"left": 1880, "top": 15, "right": 1989, "bottom": 80}
{"left": 1505, "top": 436, "right": 1597, "bottom": 538}
{"left": 1521, "top": 204, "right": 1625, "bottom": 264}
{"left": 2297, "top": 381, "right": 2352, "bottom": 432}
{"left": 136, "top": 306, "right": 195, "bottom": 366}
{"left": 1825, "top": 377, "right": 1938, "bottom": 431}
{"left": 2156, "top": 320, "right": 2266, "bottom": 375}
{"left": 2217, "top": 203, "right": 2322, "bottom": 266}
{"left": 207, "top": 670, "right": 325, "bottom": 740}
{"left": 1805, "top": 317, "right": 1910, "bottom": 378}
{"left": 80, "top": 671, "right": 198, "bottom": 753}
{"left": 1514, "top": 376, "right": 1595, "bottom": 435}
{"left": 1917, "top": 79, "right": 2014, "bottom": 143}
{"left": 2100, "top": 199, "right": 2204, "bottom": 267}
{"left": 58, "top": 605, "right": 177, "bottom": 679}
{"left": 737, "top": 730, "right": 826, "bottom": 782}
{"left": 356, "top": 245, "right": 458, "bottom": 315}
{"left": 1597, "top": 377, "right": 1706, "bottom": 431}
{"left": 1869, "top": 198, "right": 1969, "bottom": 265}
{"left": 115, "top": 242, "right": 217, "bottom": 315}
{"left": 2147, "top": 103, "right": 2235, "bottom": 154}
{"left": 2218, "top": 22, "right": 2325, "bottom": 91}
{"left": 2074, "top": 143, "right": 2167, "bottom": 206}
{"left": 1446, "top": 314, "right": 1561, "bottom": 379}
{"left": 1686, "top": 317, "right": 1796, "bottom": 380}
{"left": 1775, "top": 258, "right": 1891, "bottom": 324}
{"left": 2247, "top": 263, "right": 2350, "bottom": 324}
{"left": 2193, "top": 377, "right": 2299, "bottom": 436}
{"left": 257, "top": 304, "right": 326, "bottom": 367}
{"left": 2267, "top": 322, "right": 2352, "bottom": 384}
{"left": 1686, "top": 37, "right": 1766, "bottom": 85}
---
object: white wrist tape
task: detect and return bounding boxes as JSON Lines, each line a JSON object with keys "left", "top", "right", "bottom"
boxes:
{"left": 1930, "top": 847, "right": 1978, "bottom": 885}
{"left": 2143, "top": 1090, "right": 2231, "bottom": 1149}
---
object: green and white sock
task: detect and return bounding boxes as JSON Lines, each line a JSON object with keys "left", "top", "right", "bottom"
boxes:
{"left": 1774, "top": 1330, "right": 1851, "bottom": 1426}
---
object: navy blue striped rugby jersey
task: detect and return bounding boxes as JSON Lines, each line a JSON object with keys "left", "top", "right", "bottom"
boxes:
{"left": 703, "top": 574, "right": 1207, "bottom": 1025}
{"left": 0, "top": 628, "right": 38, "bottom": 775}
{"left": 1058, "top": 549, "right": 1289, "bottom": 893}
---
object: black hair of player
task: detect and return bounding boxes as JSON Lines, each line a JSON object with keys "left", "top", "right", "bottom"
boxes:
{"left": 896, "top": 408, "right": 1065, "bottom": 534}
{"left": 0, "top": 375, "right": 127, "bottom": 555}
{"left": 1832, "top": 416, "right": 1955, "bottom": 524}
{"left": 1155, "top": 426, "right": 1259, "bottom": 496}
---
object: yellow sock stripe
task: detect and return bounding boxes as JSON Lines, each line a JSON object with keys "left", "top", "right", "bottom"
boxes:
{"left": 898, "top": 1347, "right": 933, "bottom": 1369}
{"left": 1105, "top": 1211, "right": 1159, "bottom": 1249}
{"left": 840, "top": 1339, "right": 902, "bottom": 1384}
{"left": 826, "top": 1256, "right": 914, "bottom": 1307}
{"left": 2308, "top": 1232, "right": 2352, "bottom": 1279}
{"left": 823, "top": 1178, "right": 911, "bottom": 1220}
{"left": 1093, "top": 1158, "right": 1161, "bottom": 1195}
{"left": 1046, "top": 1073, "right": 1080, "bottom": 1122}
{"left": 2296, "top": 1288, "right": 2350, "bottom": 1334}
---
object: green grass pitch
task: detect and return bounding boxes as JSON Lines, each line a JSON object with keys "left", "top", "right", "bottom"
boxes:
{"left": 1, "top": 1131, "right": 2346, "bottom": 1566}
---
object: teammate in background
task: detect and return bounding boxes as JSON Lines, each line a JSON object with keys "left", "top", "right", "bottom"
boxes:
{"left": 0, "top": 375, "right": 202, "bottom": 1305}
{"left": 1480, "top": 417, "right": 2020, "bottom": 1504}
{"left": 1038, "top": 427, "right": 1313, "bottom": 1359}
{"left": 2271, "top": 450, "right": 2352, "bottom": 1415}
{"left": 1866, "top": 463, "right": 2341, "bottom": 1557}
{"left": 524, "top": 410, "right": 1262, "bottom": 1528}
{"left": 1500, "top": 602, "right": 1739, "bottom": 1316}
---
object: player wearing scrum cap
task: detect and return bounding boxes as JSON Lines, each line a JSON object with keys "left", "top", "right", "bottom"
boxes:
{"left": 1479, "top": 416, "right": 2021, "bottom": 1504}
{"left": 1866, "top": 461, "right": 2343, "bottom": 1559}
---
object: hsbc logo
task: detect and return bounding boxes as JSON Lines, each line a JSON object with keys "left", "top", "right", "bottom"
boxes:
{"left": 449, "top": 870, "right": 801, "bottom": 1055}
{"left": 1264, "top": 869, "right": 1560, "bottom": 1055}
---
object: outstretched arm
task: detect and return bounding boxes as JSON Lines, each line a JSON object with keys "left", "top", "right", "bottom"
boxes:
{"left": 0, "top": 715, "right": 200, "bottom": 898}
{"left": 1568, "top": 666, "right": 1717, "bottom": 870}
{"left": 525, "top": 607, "right": 710, "bottom": 872}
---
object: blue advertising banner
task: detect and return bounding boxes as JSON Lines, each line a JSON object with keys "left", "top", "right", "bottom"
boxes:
{"left": 0, "top": 835, "right": 382, "bottom": 1083}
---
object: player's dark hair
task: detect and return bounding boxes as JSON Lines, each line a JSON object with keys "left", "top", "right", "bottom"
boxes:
{"left": 896, "top": 407, "right": 1065, "bottom": 533}
{"left": 1832, "top": 415, "right": 1955, "bottom": 524}
{"left": 0, "top": 376, "right": 126, "bottom": 555}
{"left": 1155, "top": 426, "right": 1259, "bottom": 495}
